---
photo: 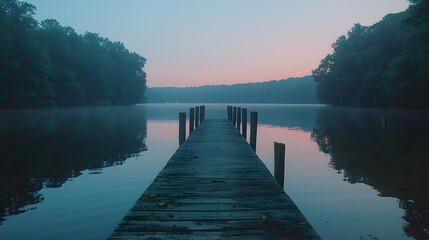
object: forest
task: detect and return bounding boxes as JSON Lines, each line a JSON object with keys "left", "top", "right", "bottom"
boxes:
{"left": 146, "top": 76, "right": 318, "bottom": 104}
{"left": 312, "top": 0, "right": 429, "bottom": 109}
{"left": 0, "top": 0, "right": 147, "bottom": 108}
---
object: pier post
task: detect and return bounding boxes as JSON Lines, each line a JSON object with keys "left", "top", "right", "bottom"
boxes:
{"left": 250, "top": 112, "right": 258, "bottom": 151}
{"left": 242, "top": 108, "right": 247, "bottom": 139}
{"left": 233, "top": 107, "right": 237, "bottom": 127}
{"left": 195, "top": 106, "right": 200, "bottom": 127}
{"left": 189, "top": 108, "right": 194, "bottom": 134}
{"left": 179, "top": 112, "right": 186, "bottom": 145}
{"left": 227, "top": 106, "right": 230, "bottom": 121}
{"left": 237, "top": 107, "right": 241, "bottom": 132}
{"left": 200, "top": 106, "right": 205, "bottom": 122}
{"left": 228, "top": 106, "right": 232, "bottom": 122}
{"left": 274, "top": 142, "right": 285, "bottom": 188}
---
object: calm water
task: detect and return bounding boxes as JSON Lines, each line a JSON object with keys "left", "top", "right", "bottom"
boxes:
{"left": 0, "top": 104, "right": 428, "bottom": 240}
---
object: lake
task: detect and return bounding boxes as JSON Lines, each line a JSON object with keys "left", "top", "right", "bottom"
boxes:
{"left": 0, "top": 104, "right": 428, "bottom": 240}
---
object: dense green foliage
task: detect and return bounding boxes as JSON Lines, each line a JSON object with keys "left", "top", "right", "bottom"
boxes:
{"left": 313, "top": 0, "right": 429, "bottom": 108}
{"left": 0, "top": 0, "right": 146, "bottom": 108}
{"left": 146, "top": 76, "right": 319, "bottom": 104}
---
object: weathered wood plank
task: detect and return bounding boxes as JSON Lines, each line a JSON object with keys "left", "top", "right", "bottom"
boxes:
{"left": 122, "top": 209, "right": 303, "bottom": 220}
{"left": 109, "top": 119, "right": 320, "bottom": 239}
{"left": 110, "top": 229, "right": 319, "bottom": 240}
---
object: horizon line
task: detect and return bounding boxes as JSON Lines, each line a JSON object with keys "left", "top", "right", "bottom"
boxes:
{"left": 148, "top": 74, "right": 313, "bottom": 89}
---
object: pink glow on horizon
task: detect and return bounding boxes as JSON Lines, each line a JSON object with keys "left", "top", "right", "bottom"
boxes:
{"left": 271, "top": 69, "right": 314, "bottom": 80}
{"left": 146, "top": 35, "right": 332, "bottom": 88}
{"left": 148, "top": 68, "right": 314, "bottom": 88}
{"left": 146, "top": 45, "right": 325, "bottom": 88}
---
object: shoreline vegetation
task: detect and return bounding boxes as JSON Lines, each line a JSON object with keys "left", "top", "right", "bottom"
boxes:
{"left": 1, "top": 0, "right": 428, "bottom": 110}
{"left": 0, "top": 0, "right": 147, "bottom": 109}
{"left": 313, "top": 0, "right": 429, "bottom": 109}
{"left": 146, "top": 76, "right": 318, "bottom": 104}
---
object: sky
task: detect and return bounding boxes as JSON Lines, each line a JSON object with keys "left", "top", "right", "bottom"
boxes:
{"left": 26, "top": 0, "right": 409, "bottom": 87}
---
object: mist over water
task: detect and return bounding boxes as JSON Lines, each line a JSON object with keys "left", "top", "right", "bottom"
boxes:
{"left": 0, "top": 104, "right": 428, "bottom": 239}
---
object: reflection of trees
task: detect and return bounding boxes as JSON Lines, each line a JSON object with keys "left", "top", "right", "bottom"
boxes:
{"left": 400, "top": 200, "right": 429, "bottom": 240}
{"left": 0, "top": 106, "right": 147, "bottom": 224}
{"left": 311, "top": 107, "right": 429, "bottom": 239}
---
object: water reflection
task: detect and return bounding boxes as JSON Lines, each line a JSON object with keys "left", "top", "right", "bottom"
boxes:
{"left": 0, "top": 106, "right": 147, "bottom": 224}
{"left": 1, "top": 104, "right": 428, "bottom": 239}
{"left": 311, "top": 107, "right": 429, "bottom": 239}
{"left": 141, "top": 103, "right": 322, "bottom": 131}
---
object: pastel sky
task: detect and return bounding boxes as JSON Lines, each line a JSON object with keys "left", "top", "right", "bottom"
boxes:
{"left": 26, "top": 0, "right": 409, "bottom": 87}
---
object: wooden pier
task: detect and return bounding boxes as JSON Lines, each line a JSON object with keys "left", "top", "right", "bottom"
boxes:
{"left": 109, "top": 119, "right": 320, "bottom": 239}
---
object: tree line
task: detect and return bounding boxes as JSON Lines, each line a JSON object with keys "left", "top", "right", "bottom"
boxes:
{"left": 0, "top": 0, "right": 147, "bottom": 108}
{"left": 313, "top": 0, "right": 429, "bottom": 109}
{"left": 146, "top": 76, "right": 318, "bottom": 104}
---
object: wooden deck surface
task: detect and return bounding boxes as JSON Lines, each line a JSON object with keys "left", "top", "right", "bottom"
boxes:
{"left": 109, "top": 119, "right": 320, "bottom": 239}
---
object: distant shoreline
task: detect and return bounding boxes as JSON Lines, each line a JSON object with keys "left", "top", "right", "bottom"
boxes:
{"left": 145, "top": 76, "right": 319, "bottom": 104}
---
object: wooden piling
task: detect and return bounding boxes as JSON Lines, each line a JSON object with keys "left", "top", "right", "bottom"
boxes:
{"left": 227, "top": 106, "right": 230, "bottom": 121}
{"left": 179, "top": 112, "right": 186, "bottom": 145}
{"left": 237, "top": 107, "right": 241, "bottom": 132}
{"left": 233, "top": 107, "right": 237, "bottom": 127}
{"left": 250, "top": 112, "right": 258, "bottom": 151}
{"left": 228, "top": 106, "right": 232, "bottom": 122}
{"left": 242, "top": 108, "right": 247, "bottom": 139}
{"left": 274, "top": 142, "right": 285, "bottom": 188}
{"left": 195, "top": 106, "right": 200, "bottom": 127}
{"left": 189, "top": 108, "right": 194, "bottom": 134}
{"left": 200, "top": 106, "right": 205, "bottom": 122}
